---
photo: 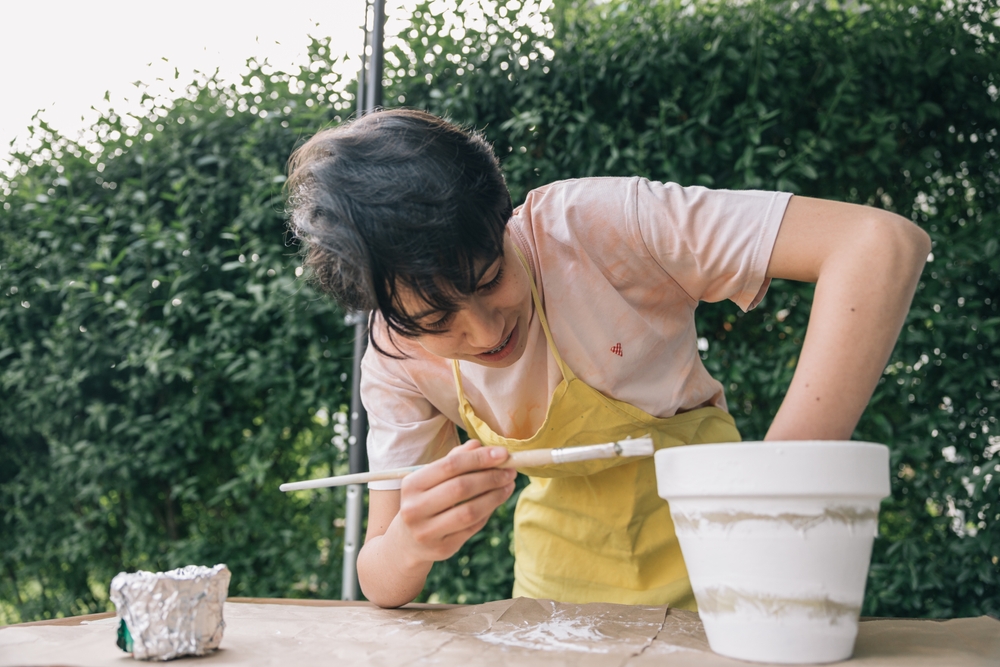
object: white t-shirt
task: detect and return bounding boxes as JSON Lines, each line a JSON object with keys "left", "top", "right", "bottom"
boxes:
{"left": 361, "top": 177, "right": 792, "bottom": 489}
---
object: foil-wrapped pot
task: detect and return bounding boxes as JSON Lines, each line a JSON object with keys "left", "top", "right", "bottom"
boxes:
{"left": 109, "top": 564, "right": 231, "bottom": 661}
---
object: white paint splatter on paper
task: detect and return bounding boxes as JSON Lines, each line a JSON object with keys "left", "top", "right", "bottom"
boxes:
{"left": 475, "top": 611, "right": 613, "bottom": 653}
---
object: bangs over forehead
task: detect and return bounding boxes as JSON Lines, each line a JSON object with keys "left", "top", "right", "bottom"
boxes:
{"left": 382, "top": 237, "right": 503, "bottom": 336}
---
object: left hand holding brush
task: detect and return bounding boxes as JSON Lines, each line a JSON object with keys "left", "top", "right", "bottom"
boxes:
{"left": 395, "top": 441, "right": 517, "bottom": 563}
{"left": 339, "top": 436, "right": 652, "bottom": 608}
{"left": 358, "top": 440, "right": 516, "bottom": 607}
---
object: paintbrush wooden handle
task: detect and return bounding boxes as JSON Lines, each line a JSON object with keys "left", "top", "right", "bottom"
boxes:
{"left": 280, "top": 450, "right": 560, "bottom": 491}
{"left": 279, "top": 466, "right": 421, "bottom": 492}
{"left": 280, "top": 438, "right": 652, "bottom": 492}
{"left": 500, "top": 449, "right": 555, "bottom": 468}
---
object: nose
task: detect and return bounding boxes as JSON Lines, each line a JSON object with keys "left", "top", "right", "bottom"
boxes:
{"left": 462, "top": 298, "right": 504, "bottom": 350}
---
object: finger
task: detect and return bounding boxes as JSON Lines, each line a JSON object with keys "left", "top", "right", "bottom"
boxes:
{"left": 403, "top": 466, "right": 517, "bottom": 519}
{"left": 446, "top": 439, "right": 481, "bottom": 455}
{"left": 406, "top": 443, "right": 510, "bottom": 491}
{"left": 442, "top": 480, "right": 517, "bottom": 540}
{"left": 414, "top": 481, "right": 516, "bottom": 547}
{"left": 419, "top": 480, "right": 518, "bottom": 560}
{"left": 436, "top": 518, "right": 493, "bottom": 559}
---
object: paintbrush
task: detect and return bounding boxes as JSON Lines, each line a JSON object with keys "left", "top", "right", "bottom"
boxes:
{"left": 279, "top": 436, "right": 654, "bottom": 492}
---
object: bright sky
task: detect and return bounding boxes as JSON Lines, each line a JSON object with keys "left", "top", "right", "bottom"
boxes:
{"left": 0, "top": 0, "right": 379, "bottom": 171}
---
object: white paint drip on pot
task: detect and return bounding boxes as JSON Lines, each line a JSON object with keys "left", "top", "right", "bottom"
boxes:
{"left": 672, "top": 505, "right": 878, "bottom": 533}
{"left": 695, "top": 586, "right": 861, "bottom": 621}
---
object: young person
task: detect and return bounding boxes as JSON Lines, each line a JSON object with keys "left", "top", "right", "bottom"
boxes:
{"left": 287, "top": 109, "right": 930, "bottom": 609}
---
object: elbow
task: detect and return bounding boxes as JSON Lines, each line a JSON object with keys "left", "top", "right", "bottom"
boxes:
{"left": 917, "top": 230, "right": 932, "bottom": 262}
{"left": 899, "top": 216, "right": 932, "bottom": 277}
{"left": 368, "top": 597, "right": 408, "bottom": 610}
{"left": 899, "top": 215, "right": 932, "bottom": 263}
{"left": 358, "top": 578, "right": 409, "bottom": 610}
{"left": 356, "top": 543, "right": 420, "bottom": 609}
{"left": 869, "top": 211, "right": 932, "bottom": 279}
{"left": 365, "top": 588, "right": 418, "bottom": 609}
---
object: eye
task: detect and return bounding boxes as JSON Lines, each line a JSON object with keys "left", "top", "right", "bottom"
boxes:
{"left": 425, "top": 311, "right": 455, "bottom": 332}
{"left": 478, "top": 263, "right": 504, "bottom": 293}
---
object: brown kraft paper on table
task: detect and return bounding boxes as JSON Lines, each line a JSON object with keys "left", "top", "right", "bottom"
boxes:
{"left": 1, "top": 597, "right": 998, "bottom": 667}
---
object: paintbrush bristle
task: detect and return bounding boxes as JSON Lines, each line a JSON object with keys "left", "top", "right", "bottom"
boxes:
{"left": 616, "top": 437, "right": 654, "bottom": 457}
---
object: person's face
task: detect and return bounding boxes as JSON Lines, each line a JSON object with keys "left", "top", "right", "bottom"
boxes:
{"left": 397, "top": 232, "right": 533, "bottom": 368}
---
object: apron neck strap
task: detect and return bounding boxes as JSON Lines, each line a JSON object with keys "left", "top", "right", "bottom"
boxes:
{"left": 509, "top": 242, "right": 575, "bottom": 381}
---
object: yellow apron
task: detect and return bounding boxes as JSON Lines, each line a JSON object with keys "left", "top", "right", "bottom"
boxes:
{"left": 452, "top": 247, "right": 741, "bottom": 609}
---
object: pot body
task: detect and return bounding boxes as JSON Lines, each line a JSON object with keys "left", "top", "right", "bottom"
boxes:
{"left": 655, "top": 441, "right": 890, "bottom": 664}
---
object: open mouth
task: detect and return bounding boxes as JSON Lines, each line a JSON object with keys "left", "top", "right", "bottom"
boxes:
{"left": 483, "top": 329, "right": 513, "bottom": 355}
{"left": 473, "top": 323, "right": 520, "bottom": 363}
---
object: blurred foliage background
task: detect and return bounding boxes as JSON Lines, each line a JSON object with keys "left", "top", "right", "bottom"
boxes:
{"left": 2, "top": 0, "right": 998, "bottom": 623}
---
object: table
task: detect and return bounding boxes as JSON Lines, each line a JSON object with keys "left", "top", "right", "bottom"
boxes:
{"left": 2, "top": 597, "right": 997, "bottom": 666}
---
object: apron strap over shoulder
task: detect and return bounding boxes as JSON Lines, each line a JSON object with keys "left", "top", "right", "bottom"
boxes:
{"left": 510, "top": 243, "right": 576, "bottom": 382}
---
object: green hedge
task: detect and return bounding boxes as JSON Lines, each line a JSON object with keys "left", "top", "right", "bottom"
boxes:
{"left": 0, "top": 53, "right": 357, "bottom": 623}
{"left": 2, "top": 0, "right": 997, "bottom": 622}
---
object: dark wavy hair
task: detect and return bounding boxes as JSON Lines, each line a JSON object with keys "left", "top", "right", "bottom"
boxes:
{"left": 286, "top": 109, "right": 512, "bottom": 356}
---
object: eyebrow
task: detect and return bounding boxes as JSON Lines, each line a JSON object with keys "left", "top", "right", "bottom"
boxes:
{"left": 476, "top": 256, "right": 502, "bottom": 284}
{"left": 410, "top": 305, "right": 448, "bottom": 321}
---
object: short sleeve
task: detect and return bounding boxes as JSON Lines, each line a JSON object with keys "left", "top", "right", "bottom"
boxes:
{"left": 634, "top": 179, "right": 792, "bottom": 311}
{"left": 360, "top": 342, "right": 460, "bottom": 491}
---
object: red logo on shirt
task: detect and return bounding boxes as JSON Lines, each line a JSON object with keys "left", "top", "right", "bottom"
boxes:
{"left": 610, "top": 342, "right": 623, "bottom": 357}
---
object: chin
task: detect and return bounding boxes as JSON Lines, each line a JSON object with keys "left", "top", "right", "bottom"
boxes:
{"left": 484, "top": 345, "right": 526, "bottom": 367}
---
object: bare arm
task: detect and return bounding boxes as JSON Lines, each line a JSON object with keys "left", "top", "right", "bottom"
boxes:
{"left": 763, "top": 196, "right": 931, "bottom": 440}
{"left": 357, "top": 441, "right": 517, "bottom": 608}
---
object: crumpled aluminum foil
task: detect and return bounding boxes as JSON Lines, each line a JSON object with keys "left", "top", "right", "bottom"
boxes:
{"left": 110, "top": 563, "right": 231, "bottom": 661}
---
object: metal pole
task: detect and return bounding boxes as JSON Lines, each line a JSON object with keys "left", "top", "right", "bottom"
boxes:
{"left": 342, "top": 0, "right": 385, "bottom": 602}
{"left": 354, "top": 0, "right": 368, "bottom": 121}
{"left": 365, "top": 0, "right": 386, "bottom": 112}
{"left": 341, "top": 314, "right": 369, "bottom": 601}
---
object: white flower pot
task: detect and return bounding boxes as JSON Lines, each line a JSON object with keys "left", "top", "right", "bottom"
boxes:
{"left": 655, "top": 441, "right": 890, "bottom": 664}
